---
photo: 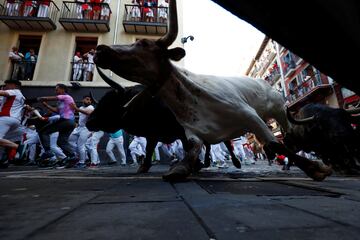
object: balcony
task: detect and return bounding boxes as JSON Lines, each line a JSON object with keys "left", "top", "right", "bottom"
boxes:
{"left": 286, "top": 74, "right": 333, "bottom": 111}
{"left": 59, "top": 1, "right": 111, "bottom": 32}
{"left": 123, "top": 4, "right": 168, "bottom": 35}
{"left": 70, "top": 61, "right": 95, "bottom": 82}
{"left": 264, "top": 66, "right": 280, "bottom": 86}
{"left": 9, "top": 60, "right": 37, "bottom": 81}
{"left": 0, "top": 0, "right": 59, "bottom": 31}
{"left": 283, "top": 60, "right": 296, "bottom": 78}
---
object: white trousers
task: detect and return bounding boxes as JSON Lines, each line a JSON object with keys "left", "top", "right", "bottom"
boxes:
{"left": 106, "top": 136, "right": 126, "bottom": 164}
{"left": 37, "top": 4, "right": 49, "bottom": 17}
{"left": 86, "top": 131, "right": 104, "bottom": 164}
{"left": 69, "top": 126, "right": 91, "bottom": 164}
{"left": 210, "top": 144, "right": 226, "bottom": 164}
{"left": 129, "top": 137, "right": 147, "bottom": 162}
{"left": 50, "top": 132, "right": 66, "bottom": 159}
{"left": 24, "top": 131, "right": 40, "bottom": 162}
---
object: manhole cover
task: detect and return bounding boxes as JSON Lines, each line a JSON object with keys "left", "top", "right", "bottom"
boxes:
{"left": 196, "top": 181, "right": 340, "bottom": 197}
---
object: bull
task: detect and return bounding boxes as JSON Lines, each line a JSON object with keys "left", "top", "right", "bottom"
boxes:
{"left": 94, "top": 0, "right": 332, "bottom": 181}
{"left": 286, "top": 104, "right": 360, "bottom": 173}
{"left": 86, "top": 74, "right": 242, "bottom": 173}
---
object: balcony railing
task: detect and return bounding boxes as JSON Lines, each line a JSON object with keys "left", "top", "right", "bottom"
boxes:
{"left": 0, "top": 0, "right": 59, "bottom": 30}
{"left": 71, "top": 62, "right": 94, "bottom": 82}
{"left": 9, "top": 60, "right": 37, "bottom": 81}
{"left": 283, "top": 60, "right": 296, "bottom": 78}
{"left": 287, "top": 74, "right": 328, "bottom": 103}
{"left": 123, "top": 4, "right": 168, "bottom": 35}
{"left": 59, "top": 1, "right": 111, "bottom": 32}
{"left": 264, "top": 66, "right": 281, "bottom": 86}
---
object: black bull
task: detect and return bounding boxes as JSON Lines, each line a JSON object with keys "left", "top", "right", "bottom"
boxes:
{"left": 285, "top": 104, "right": 360, "bottom": 173}
{"left": 86, "top": 79, "right": 242, "bottom": 173}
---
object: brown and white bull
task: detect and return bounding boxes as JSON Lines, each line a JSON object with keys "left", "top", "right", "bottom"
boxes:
{"left": 94, "top": 0, "right": 332, "bottom": 181}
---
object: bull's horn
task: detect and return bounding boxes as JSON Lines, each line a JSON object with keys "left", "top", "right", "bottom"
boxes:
{"left": 345, "top": 107, "right": 360, "bottom": 115}
{"left": 287, "top": 107, "right": 315, "bottom": 125}
{"left": 96, "top": 66, "right": 125, "bottom": 94}
{"left": 157, "top": 0, "right": 178, "bottom": 47}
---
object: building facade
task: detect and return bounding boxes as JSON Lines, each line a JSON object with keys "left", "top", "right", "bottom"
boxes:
{"left": 0, "top": 0, "right": 184, "bottom": 101}
{"left": 245, "top": 37, "right": 356, "bottom": 112}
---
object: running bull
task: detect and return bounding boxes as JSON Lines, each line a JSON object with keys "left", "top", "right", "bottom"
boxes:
{"left": 93, "top": 0, "right": 332, "bottom": 181}
{"left": 86, "top": 75, "right": 242, "bottom": 173}
{"left": 286, "top": 103, "right": 360, "bottom": 173}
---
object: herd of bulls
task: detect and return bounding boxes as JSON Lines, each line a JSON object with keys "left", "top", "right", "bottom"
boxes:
{"left": 86, "top": 0, "right": 360, "bottom": 181}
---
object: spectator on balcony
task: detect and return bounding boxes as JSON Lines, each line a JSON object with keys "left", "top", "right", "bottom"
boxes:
{"left": 37, "top": 0, "right": 50, "bottom": 17}
{"left": 23, "top": 0, "right": 38, "bottom": 17}
{"left": 24, "top": 49, "right": 37, "bottom": 81}
{"left": 75, "top": 0, "right": 85, "bottom": 19}
{"left": 72, "top": 51, "right": 83, "bottom": 81}
{"left": 100, "top": 0, "right": 111, "bottom": 20}
{"left": 5, "top": 0, "right": 21, "bottom": 16}
{"left": 9, "top": 46, "right": 25, "bottom": 81}
{"left": 90, "top": 0, "right": 101, "bottom": 20}
{"left": 158, "top": 0, "right": 168, "bottom": 23}
{"left": 83, "top": 49, "right": 95, "bottom": 81}
{"left": 143, "top": 0, "right": 154, "bottom": 22}
{"left": 130, "top": 0, "right": 141, "bottom": 21}
{"left": 82, "top": 0, "right": 92, "bottom": 19}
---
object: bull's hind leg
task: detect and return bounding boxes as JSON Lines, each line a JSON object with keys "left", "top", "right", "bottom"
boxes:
{"left": 224, "top": 140, "right": 241, "bottom": 168}
{"left": 267, "top": 141, "right": 332, "bottom": 181}
{"left": 204, "top": 142, "right": 211, "bottom": 168}
{"left": 137, "top": 138, "right": 157, "bottom": 174}
{"left": 163, "top": 135, "right": 202, "bottom": 182}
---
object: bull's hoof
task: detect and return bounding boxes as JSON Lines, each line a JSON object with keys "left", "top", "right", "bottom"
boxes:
{"left": 308, "top": 162, "right": 333, "bottom": 181}
{"left": 232, "top": 159, "right": 242, "bottom": 169}
{"left": 204, "top": 159, "right": 210, "bottom": 168}
{"left": 193, "top": 161, "right": 204, "bottom": 173}
{"left": 137, "top": 164, "right": 151, "bottom": 174}
{"left": 162, "top": 163, "right": 191, "bottom": 182}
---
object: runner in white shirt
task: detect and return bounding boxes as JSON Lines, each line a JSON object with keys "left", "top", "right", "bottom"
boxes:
{"left": 70, "top": 95, "right": 95, "bottom": 168}
{"left": 0, "top": 80, "right": 27, "bottom": 165}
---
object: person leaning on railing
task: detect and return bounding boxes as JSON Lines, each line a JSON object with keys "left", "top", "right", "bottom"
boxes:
{"left": 8, "top": 46, "right": 25, "bottom": 81}
{"left": 100, "top": 0, "right": 111, "bottom": 20}
{"left": 5, "top": 0, "right": 21, "bottom": 16}
{"left": 37, "top": 0, "right": 51, "bottom": 18}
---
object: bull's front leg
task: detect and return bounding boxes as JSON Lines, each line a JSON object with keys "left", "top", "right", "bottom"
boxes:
{"left": 224, "top": 140, "right": 241, "bottom": 169}
{"left": 162, "top": 135, "right": 203, "bottom": 182}
{"left": 266, "top": 141, "right": 332, "bottom": 181}
{"left": 137, "top": 138, "right": 157, "bottom": 174}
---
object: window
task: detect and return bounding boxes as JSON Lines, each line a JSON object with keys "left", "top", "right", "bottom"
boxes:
{"left": 9, "top": 35, "right": 42, "bottom": 81}
{"left": 71, "top": 37, "right": 98, "bottom": 82}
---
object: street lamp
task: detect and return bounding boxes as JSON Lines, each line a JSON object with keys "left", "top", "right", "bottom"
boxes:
{"left": 181, "top": 35, "right": 194, "bottom": 44}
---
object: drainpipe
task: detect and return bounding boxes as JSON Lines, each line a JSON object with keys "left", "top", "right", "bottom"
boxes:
{"left": 110, "top": 0, "right": 121, "bottom": 77}
{"left": 275, "top": 42, "right": 286, "bottom": 98}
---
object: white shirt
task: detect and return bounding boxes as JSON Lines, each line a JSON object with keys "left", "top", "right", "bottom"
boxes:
{"left": 78, "top": 105, "right": 94, "bottom": 127}
{"left": 0, "top": 89, "right": 25, "bottom": 121}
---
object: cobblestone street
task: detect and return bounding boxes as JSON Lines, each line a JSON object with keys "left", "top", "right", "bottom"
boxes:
{"left": 1, "top": 160, "right": 360, "bottom": 240}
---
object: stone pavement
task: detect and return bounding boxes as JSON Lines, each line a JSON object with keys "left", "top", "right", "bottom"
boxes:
{"left": 1, "top": 163, "right": 360, "bottom": 240}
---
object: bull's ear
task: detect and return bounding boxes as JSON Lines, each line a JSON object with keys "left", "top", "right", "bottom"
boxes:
{"left": 167, "top": 47, "right": 186, "bottom": 61}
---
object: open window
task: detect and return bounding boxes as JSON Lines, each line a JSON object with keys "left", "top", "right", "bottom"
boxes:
{"left": 71, "top": 37, "right": 98, "bottom": 82}
{"left": 9, "top": 35, "right": 42, "bottom": 81}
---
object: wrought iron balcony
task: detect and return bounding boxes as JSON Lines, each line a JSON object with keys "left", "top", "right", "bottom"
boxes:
{"left": 70, "top": 61, "right": 95, "bottom": 82}
{"left": 9, "top": 60, "right": 37, "bottom": 81}
{"left": 123, "top": 4, "right": 168, "bottom": 35}
{"left": 0, "top": 0, "right": 59, "bottom": 31}
{"left": 59, "top": 1, "right": 111, "bottom": 32}
{"left": 286, "top": 74, "right": 333, "bottom": 110}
